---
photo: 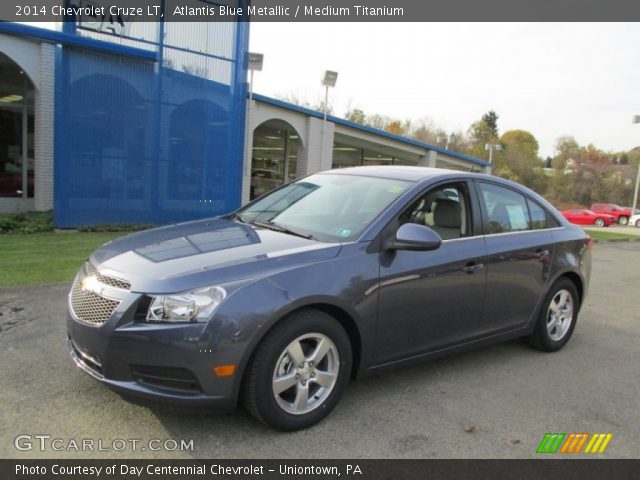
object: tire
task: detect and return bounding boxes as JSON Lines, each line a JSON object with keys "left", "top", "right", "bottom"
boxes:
{"left": 636, "top": 219, "right": 640, "bottom": 228}
{"left": 594, "top": 218, "right": 605, "bottom": 227}
{"left": 241, "top": 309, "right": 352, "bottom": 430}
{"left": 618, "top": 216, "right": 628, "bottom": 225}
{"left": 527, "top": 278, "right": 579, "bottom": 352}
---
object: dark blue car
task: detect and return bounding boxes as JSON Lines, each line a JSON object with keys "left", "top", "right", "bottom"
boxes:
{"left": 67, "top": 166, "right": 591, "bottom": 430}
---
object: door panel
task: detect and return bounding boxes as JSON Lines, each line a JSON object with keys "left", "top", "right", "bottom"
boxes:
{"left": 481, "top": 231, "right": 554, "bottom": 334}
{"left": 375, "top": 237, "right": 487, "bottom": 364}
{"left": 474, "top": 181, "right": 555, "bottom": 335}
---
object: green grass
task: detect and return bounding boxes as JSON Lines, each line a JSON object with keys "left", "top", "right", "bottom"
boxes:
{"left": 583, "top": 229, "right": 638, "bottom": 241}
{"left": 0, "top": 232, "right": 128, "bottom": 287}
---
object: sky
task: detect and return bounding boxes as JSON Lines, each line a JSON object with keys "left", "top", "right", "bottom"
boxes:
{"left": 249, "top": 22, "right": 640, "bottom": 159}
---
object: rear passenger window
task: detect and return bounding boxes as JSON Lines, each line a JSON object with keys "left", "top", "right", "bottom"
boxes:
{"left": 527, "top": 199, "right": 547, "bottom": 230}
{"left": 478, "top": 183, "right": 530, "bottom": 234}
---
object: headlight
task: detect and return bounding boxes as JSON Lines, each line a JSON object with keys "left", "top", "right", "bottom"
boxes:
{"left": 146, "top": 286, "right": 227, "bottom": 323}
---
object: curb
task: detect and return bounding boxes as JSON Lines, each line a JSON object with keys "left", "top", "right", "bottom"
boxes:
{"left": 590, "top": 237, "right": 640, "bottom": 243}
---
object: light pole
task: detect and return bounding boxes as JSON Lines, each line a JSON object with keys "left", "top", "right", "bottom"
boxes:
{"left": 320, "top": 70, "right": 338, "bottom": 167}
{"left": 248, "top": 52, "right": 264, "bottom": 102}
{"left": 321, "top": 70, "right": 338, "bottom": 120}
{"left": 485, "top": 143, "right": 502, "bottom": 164}
{"left": 245, "top": 53, "right": 263, "bottom": 202}
{"left": 631, "top": 115, "right": 640, "bottom": 213}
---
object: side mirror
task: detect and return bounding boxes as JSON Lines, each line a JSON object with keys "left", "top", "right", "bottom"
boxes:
{"left": 385, "top": 223, "right": 442, "bottom": 252}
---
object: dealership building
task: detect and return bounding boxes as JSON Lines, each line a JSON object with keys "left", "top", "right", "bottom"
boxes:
{"left": 0, "top": 20, "right": 490, "bottom": 227}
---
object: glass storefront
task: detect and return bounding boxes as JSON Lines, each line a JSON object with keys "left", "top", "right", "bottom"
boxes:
{"left": 332, "top": 141, "right": 415, "bottom": 169}
{"left": 0, "top": 53, "right": 34, "bottom": 198}
{"left": 250, "top": 120, "right": 299, "bottom": 200}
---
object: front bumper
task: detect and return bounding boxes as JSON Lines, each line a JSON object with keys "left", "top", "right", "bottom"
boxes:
{"left": 66, "top": 266, "right": 245, "bottom": 412}
{"left": 67, "top": 337, "right": 235, "bottom": 410}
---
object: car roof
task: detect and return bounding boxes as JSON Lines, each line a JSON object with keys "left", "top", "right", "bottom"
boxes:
{"left": 321, "top": 165, "right": 467, "bottom": 182}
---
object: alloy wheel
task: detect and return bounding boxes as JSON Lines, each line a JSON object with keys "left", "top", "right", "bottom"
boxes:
{"left": 546, "top": 289, "right": 574, "bottom": 341}
{"left": 272, "top": 333, "right": 339, "bottom": 415}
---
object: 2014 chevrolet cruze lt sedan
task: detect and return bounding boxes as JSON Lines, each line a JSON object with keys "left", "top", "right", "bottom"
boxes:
{"left": 67, "top": 166, "right": 591, "bottom": 430}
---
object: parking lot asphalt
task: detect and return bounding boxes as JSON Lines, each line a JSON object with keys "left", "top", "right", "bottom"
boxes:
{"left": 1, "top": 242, "right": 638, "bottom": 459}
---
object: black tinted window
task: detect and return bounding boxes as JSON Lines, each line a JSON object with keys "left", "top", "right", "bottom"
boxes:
{"left": 478, "top": 183, "right": 530, "bottom": 234}
{"left": 527, "top": 199, "right": 547, "bottom": 230}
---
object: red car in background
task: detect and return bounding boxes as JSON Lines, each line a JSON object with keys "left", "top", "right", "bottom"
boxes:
{"left": 590, "top": 203, "right": 633, "bottom": 225}
{"left": 562, "top": 209, "right": 616, "bottom": 227}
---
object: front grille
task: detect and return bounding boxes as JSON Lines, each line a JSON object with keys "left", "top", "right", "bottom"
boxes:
{"left": 85, "top": 262, "right": 131, "bottom": 291}
{"left": 70, "top": 278, "right": 120, "bottom": 326}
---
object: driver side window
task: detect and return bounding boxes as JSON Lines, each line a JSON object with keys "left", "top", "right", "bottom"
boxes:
{"left": 400, "top": 183, "right": 470, "bottom": 240}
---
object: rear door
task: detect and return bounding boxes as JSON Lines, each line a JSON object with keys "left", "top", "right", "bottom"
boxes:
{"left": 475, "top": 181, "right": 556, "bottom": 335}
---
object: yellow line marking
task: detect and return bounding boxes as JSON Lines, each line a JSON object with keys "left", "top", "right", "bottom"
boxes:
{"left": 598, "top": 434, "right": 612, "bottom": 453}
{"left": 584, "top": 434, "right": 598, "bottom": 453}
{"left": 591, "top": 434, "right": 605, "bottom": 453}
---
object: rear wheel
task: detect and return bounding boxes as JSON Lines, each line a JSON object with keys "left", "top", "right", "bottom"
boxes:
{"left": 635, "top": 219, "right": 640, "bottom": 228}
{"left": 242, "top": 309, "right": 352, "bottom": 430}
{"left": 618, "top": 216, "right": 628, "bottom": 225}
{"left": 527, "top": 278, "right": 579, "bottom": 352}
{"left": 594, "top": 218, "right": 605, "bottom": 227}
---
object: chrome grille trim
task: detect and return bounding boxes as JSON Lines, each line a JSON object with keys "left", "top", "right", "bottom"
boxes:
{"left": 85, "top": 262, "right": 131, "bottom": 291}
{"left": 70, "top": 276, "right": 120, "bottom": 326}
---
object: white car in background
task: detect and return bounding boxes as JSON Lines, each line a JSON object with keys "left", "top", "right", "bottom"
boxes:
{"left": 630, "top": 213, "right": 640, "bottom": 228}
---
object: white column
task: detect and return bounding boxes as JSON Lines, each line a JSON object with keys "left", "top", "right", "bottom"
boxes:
{"left": 241, "top": 100, "right": 256, "bottom": 205}
{"left": 34, "top": 43, "right": 55, "bottom": 211}
{"left": 418, "top": 150, "right": 437, "bottom": 168}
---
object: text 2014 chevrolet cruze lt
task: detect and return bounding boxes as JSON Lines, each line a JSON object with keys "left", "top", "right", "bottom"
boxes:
{"left": 67, "top": 166, "right": 591, "bottom": 430}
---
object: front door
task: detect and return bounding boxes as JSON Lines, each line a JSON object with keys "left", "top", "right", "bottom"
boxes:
{"left": 375, "top": 181, "right": 488, "bottom": 364}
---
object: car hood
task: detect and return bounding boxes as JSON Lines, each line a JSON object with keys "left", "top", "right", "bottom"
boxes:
{"left": 89, "top": 218, "right": 341, "bottom": 293}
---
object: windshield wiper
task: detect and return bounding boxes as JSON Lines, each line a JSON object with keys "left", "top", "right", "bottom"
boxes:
{"left": 249, "top": 220, "right": 316, "bottom": 241}
{"left": 228, "top": 212, "right": 247, "bottom": 223}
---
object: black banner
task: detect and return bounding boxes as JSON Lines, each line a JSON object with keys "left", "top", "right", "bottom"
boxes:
{"left": 2, "top": 459, "right": 639, "bottom": 480}
{"left": 1, "top": 0, "right": 640, "bottom": 22}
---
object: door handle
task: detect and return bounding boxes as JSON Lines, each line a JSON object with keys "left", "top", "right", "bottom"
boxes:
{"left": 462, "top": 262, "right": 484, "bottom": 274}
{"left": 534, "top": 249, "right": 550, "bottom": 260}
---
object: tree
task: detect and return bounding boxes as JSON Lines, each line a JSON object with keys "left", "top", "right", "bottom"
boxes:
{"left": 385, "top": 120, "right": 406, "bottom": 136}
{"left": 500, "top": 130, "right": 540, "bottom": 167}
{"left": 345, "top": 108, "right": 366, "bottom": 125}
{"left": 490, "top": 130, "right": 547, "bottom": 194}
{"left": 552, "top": 136, "right": 581, "bottom": 169}
{"left": 467, "top": 119, "right": 499, "bottom": 161}
{"left": 482, "top": 110, "right": 499, "bottom": 138}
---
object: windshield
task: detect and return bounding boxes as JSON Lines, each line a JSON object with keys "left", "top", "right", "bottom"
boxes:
{"left": 236, "top": 173, "right": 412, "bottom": 242}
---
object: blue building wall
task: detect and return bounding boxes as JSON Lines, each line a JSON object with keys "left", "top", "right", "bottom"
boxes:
{"left": 53, "top": 14, "right": 249, "bottom": 227}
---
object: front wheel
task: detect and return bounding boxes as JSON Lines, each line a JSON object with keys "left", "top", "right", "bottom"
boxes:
{"left": 242, "top": 309, "right": 352, "bottom": 430}
{"left": 527, "top": 278, "right": 579, "bottom": 352}
{"left": 618, "top": 216, "right": 628, "bottom": 225}
{"left": 635, "top": 219, "right": 640, "bottom": 228}
{"left": 594, "top": 218, "right": 605, "bottom": 227}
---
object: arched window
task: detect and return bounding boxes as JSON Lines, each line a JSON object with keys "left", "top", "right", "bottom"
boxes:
{"left": 251, "top": 119, "right": 301, "bottom": 200}
{"left": 0, "top": 53, "right": 35, "bottom": 198}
